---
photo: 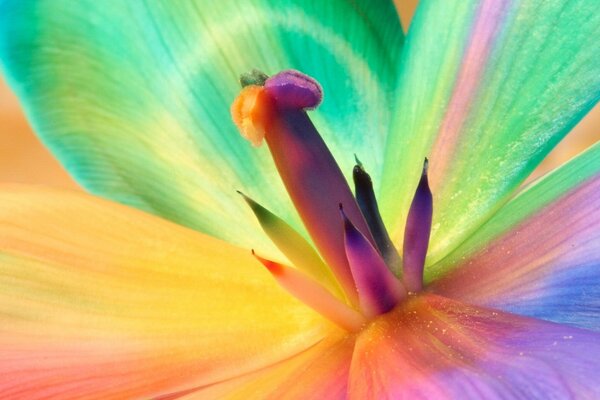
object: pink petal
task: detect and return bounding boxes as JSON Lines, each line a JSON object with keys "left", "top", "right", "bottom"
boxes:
{"left": 430, "top": 143, "right": 600, "bottom": 331}
{"left": 349, "top": 294, "right": 600, "bottom": 399}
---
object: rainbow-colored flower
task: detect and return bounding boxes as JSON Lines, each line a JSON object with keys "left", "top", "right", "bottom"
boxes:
{"left": 1, "top": 0, "right": 599, "bottom": 398}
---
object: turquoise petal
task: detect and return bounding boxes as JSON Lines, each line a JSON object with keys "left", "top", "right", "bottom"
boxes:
{"left": 0, "top": 0, "right": 404, "bottom": 254}
{"left": 380, "top": 0, "right": 600, "bottom": 265}
{"left": 430, "top": 141, "right": 600, "bottom": 331}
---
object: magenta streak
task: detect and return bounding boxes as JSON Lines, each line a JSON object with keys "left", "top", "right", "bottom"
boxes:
{"left": 264, "top": 108, "right": 374, "bottom": 304}
{"left": 429, "top": 0, "right": 511, "bottom": 186}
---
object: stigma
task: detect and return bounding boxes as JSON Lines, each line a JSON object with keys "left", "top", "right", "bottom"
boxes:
{"left": 231, "top": 69, "right": 433, "bottom": 332}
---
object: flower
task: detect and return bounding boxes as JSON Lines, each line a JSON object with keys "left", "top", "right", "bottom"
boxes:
{"left": 1, "top": 0, "right": 600, "bottom": 398}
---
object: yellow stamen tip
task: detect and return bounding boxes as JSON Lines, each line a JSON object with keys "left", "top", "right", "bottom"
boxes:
{"left": 230, "top": 85, "right": 271, "bottom": 147}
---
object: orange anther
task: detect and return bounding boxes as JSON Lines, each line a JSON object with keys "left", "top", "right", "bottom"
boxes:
{"left": 230, "top": 85, "right": 273, "bottom": 147}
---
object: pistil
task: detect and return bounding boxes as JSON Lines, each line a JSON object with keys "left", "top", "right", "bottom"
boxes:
{"left": 231, "top": 69, "right": 435, "bottom": 329}
{"left": 232, "top": 70, "right": 374, "bottom": 303}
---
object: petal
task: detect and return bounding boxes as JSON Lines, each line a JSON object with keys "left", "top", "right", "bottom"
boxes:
{"left": 0, "top": 186, "right": 331, "bottom": 398}
{"left": 173, "top": 333, "right": 354, "bottom": 399}
{"left": 349, "top": 294, "right": 600, "bottom": 399}
{"left": 380, "top": 0, "right": 600, "bottom": 265}
{"left": 430, "top": 141, "right": 600, "bottom": 331}
{"left": 0, "top": 0, "right": 404, "bottom": 255}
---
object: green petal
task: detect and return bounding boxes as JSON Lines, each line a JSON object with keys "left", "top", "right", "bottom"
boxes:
{"left": 380, "top": 0, "right": 600, "bottom": 265}
{"left": 0, "top": 0, "right": 404, "bottom": 254}
{"left": 430, "top": 140, "right": 600, "bottom": 278}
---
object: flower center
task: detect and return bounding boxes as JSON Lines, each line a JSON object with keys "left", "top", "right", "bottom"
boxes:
{"left": 231, "top": 70, "right": 433, "bottom": 332}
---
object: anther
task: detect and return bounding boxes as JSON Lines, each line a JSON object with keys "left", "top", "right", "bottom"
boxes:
{"left": 264, "top": 69, "right": 322, "bottom": 110}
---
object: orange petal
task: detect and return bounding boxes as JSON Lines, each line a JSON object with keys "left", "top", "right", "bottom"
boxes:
{"left": 0, "top": 185, "right": 333, "bottom": 398}
{"left": 172, "top": 332, "right": 355, "bottom": 399}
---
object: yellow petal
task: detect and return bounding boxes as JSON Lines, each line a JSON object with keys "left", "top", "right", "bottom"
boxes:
{"left": 0, "top": 185, "right": 332, "bottom": 399}
{"left": 178, "top": 332, "right": 354, "bottom": 399}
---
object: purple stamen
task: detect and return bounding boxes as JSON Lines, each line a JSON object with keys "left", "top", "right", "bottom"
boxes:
{"left": 353, "top": 157, "right": 402, "bottom": 276}
{"left": 340, "top": 205, "right": 406, "bottom": 318}
{"left": 403, "top": 158, "right": 433, "bottom": 292}
{"left": 261, "top": 70, "right": 375, "bottom": 304}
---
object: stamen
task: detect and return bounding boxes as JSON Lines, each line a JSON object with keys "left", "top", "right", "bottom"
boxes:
{"left": 353, "top": 156, "right": 402, "bottom": 276}
{"left": 340, "top": 205, "right": 406, "bottom": 318}
{"left": 238, "top": 191, "right": 344, "bottom": 299}
{"left": 402, "top": 158, "right": 433, "bottom": 292}
{"left": 253, "top": 251, "right": 366, "bottom": 332}
{"left": 232, "top": 69, "right": 375, "bottom": 304}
